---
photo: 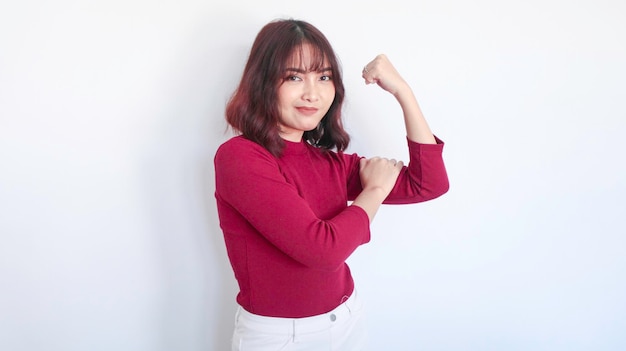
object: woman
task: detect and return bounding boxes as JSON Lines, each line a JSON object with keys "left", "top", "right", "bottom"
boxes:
{"left": 214, "top": 18, "right": 449, "bottom": 351}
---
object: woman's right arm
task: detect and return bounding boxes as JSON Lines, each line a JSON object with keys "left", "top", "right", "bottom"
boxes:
{"left": 215, "top": 138, "right": 372, "bottom": 271}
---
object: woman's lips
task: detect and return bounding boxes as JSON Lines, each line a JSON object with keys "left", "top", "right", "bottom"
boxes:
{"left": 296, "top": 107, "right": 318, "bottom": 116}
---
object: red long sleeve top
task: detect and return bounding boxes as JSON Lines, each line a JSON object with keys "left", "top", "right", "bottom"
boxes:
{"left": 214, "top": 135, "right": 449, "bottom": 318}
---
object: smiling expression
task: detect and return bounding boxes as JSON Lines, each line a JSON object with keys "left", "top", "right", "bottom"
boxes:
{"left": 277, "top": 43, "right": 336, "bottom": 142}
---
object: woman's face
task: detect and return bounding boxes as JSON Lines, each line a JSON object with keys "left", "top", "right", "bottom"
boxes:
{"left": 276, "top": 43, "right": 336, "bottom": 142}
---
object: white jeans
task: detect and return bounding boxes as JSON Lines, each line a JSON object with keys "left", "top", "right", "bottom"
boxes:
{"left": 231, "top": 290, "right": 367, "bottom": 351}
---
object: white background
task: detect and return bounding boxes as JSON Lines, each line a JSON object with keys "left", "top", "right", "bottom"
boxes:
{"left": 1, "top": 0, "right": 625, "bottom": 350}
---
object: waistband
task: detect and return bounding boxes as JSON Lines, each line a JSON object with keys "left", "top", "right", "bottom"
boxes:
{"left": 235, "top": 290, "right": 362, "bottom": 335}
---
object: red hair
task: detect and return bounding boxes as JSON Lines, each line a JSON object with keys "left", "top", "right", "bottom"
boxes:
{"left": 225, "top": 19, "right": 349, "bottom": 157}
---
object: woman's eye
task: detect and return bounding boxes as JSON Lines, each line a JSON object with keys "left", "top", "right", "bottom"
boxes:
{"left": 320, "top": 75, "right": 332, "bottom": 81}
{"left": 286, "top": 75, "right": 301, "bottom": 81}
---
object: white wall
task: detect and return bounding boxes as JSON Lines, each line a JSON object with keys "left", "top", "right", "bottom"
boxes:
{"left": 1, "top": 0, "right": 625, "bottom": 350}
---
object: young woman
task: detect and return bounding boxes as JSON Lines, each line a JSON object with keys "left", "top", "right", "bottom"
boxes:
{"left": 214, "top": 18, "right": 449, "bottom": 351}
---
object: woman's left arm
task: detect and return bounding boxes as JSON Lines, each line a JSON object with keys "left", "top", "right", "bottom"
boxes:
{"left": 353, "top": 54, "right": 448, "bottom": 204}
{"left": 362, "top": 54, "right": 436, "bottom": 144}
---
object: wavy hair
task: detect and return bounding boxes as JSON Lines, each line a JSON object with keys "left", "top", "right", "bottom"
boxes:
{"left": 225, "top": 19, "right": 349, "bottom": 157}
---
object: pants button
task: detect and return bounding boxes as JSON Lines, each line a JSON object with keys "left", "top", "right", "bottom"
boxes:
{"left": 330, "top": 313, "right": 336, "bottom": 322}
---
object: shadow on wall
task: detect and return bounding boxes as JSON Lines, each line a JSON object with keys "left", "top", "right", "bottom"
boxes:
{"left": 137, "top": 81, "right": 238, "bottom": 350}
{"left": 136, "top": 11, "right": 249, "bottom": 351}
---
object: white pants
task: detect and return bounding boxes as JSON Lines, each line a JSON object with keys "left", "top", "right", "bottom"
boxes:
{"left": 231, "top": 290, "right": 367, "bottom": 351}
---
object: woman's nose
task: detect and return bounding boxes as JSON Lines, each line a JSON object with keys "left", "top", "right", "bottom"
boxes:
{"left": 301, "top": 80, "right": 319, "bottom": 101}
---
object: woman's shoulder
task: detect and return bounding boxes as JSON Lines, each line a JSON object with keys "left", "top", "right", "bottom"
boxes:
{"left": 216, "top": 135, "right": 269, "bottom": 156}
{"left": 215, "top": 135, "right": 277, "bottom": 170}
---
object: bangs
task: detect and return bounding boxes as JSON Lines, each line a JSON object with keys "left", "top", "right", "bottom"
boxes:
{"left": 286, "top": 42, "right": 329, "bottom": 72}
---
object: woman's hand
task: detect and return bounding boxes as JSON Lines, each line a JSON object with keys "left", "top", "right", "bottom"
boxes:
{"left": 358, "top": 156, "right": 404, "bottom": 196}
{"left": 361, "top": 54, "right": 410, "bottom": 97}
{"left": 351, "top": 156, "right": 404, "bottom": 222}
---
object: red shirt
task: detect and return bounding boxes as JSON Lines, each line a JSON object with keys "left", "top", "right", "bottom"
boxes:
{"left": 214, "top": 136, "right": 448, "bottom": 318}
